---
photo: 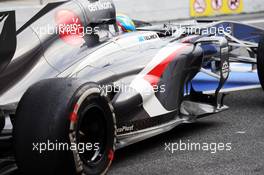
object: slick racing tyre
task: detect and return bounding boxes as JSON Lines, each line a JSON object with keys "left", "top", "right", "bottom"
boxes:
{"left": 13, "top": 78, "right": 116, "bottom": 175}
{"left": 257, "top": 37, "right": 264, "bottom": 90}
{"left": 0, "top": 114, "right": 5, "bottom": 133}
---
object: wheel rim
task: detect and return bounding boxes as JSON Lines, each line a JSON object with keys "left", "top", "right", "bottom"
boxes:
{"left": 76, "top": 104, "right": 107, "bottom": 166}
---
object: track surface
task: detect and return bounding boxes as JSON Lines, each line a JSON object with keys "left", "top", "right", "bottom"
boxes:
{"left": 0, "top": 6, "right": 264, "bottom": 175}
{"left": 109, "top": 88, "right": 264, "bottom": 175}
{"left": 108, "top": 13, "right": 264, "bottom": 175}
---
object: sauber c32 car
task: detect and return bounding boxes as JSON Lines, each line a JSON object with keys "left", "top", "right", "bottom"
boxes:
{"left": 0, "top": 0, "right": 264, "bottom": 174}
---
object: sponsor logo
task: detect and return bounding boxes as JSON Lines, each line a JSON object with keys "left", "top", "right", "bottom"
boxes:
{"left": 33, "top": 9, "right": 101, "bottom": 46}
{"left": 53, "top": 10, "right": 99, "bottom": 45}
{"left": 55, "top": 10, "right": 84, "bottom": 45}
{"left": 88, "top": 1, "right": 113, "bottom": 12}
{"left": 222, "top": 60, "right": 229, "bottom": 79}
{"left": 138, "top": 34, "right": 158, "bottom": 42}
{"left": 117, "top": 125, "right": 134, "bottom": 133}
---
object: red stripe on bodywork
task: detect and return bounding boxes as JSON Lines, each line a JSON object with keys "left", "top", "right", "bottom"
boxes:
{"left": 144, "top": 45, "right": 189, "bottom": 86}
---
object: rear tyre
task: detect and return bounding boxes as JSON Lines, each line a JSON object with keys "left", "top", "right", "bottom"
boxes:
{"left": 0, "top": 114, "right": 5, "bottom": 133}
{"left": 257, "top": 37, "right": 264, "bottom": 90}
{"left": 13, "top": 78, "right": 116, "bottom": 175}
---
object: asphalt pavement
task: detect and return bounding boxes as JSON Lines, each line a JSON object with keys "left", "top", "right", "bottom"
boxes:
{"left": 109, "top": 88, "right": 264, "bottom": 175}
{"left": 0, "top": 4, "right": 264, "bottom": 175}
{"left": 110, "top": 13, "right": 264, "bottom": 175}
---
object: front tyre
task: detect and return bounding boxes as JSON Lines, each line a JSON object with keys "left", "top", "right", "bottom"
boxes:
{"left": 257, "top": 37, "right": 264, "bottom": 90}
{"left": 13, "top": 78, "right": 116, "bottom": 175}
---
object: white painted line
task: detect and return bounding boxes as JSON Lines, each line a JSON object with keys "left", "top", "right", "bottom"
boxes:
{"left": 203, "top": 85, "right": 261, "bottom": 94}
{"left": 236, "top": 131, "right": 246, "bottom": 134}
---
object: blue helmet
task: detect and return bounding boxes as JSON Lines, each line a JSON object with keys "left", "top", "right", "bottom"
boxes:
{"left": 116, "top": 14, "right": 136, "bottom": 32}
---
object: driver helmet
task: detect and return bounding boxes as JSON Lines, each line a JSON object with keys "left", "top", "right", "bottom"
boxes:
{"left": 116, "top": 14, "right": 136, "bottom": 32}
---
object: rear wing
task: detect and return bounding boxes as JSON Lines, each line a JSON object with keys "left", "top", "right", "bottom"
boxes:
{"left": 0, "top": 11, "right": 16, "bottom": 74}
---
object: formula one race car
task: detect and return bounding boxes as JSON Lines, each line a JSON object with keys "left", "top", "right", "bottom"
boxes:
{"left": 0, "top": 0, "right": 264, "bottom": 174}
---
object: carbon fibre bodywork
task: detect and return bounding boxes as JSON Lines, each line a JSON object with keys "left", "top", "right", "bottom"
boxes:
{"left": 0, "top": 0, "right": 264, "bottom": 149}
